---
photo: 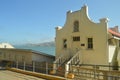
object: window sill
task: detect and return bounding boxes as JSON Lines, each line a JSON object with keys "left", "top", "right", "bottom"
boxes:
{"left": 86, "top": 48, "right": 94, "bottom": 50}
{"left": 72, "top": 31, "right": 79, "bottom": 33}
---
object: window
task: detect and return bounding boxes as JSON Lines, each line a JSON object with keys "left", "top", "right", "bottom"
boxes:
{"left": 0, "top": 52, "right": 2, "bottom": 57}
{"left": 63, "top": 39, "right": 67, "bottom": 48}
{"left": 81, "top": 44, "right": 85, "bottom": 46}
{"left": 88, "top": 38, "right": 93, "bottom": 49}
{"left": 73, "top": 36, "right": 80, "bottom": 41}
{"left": 4, "top": 53, "right": 6, "bottom": 58}
{"left": 73, "top": 21, "right": 79, "bottom": 32}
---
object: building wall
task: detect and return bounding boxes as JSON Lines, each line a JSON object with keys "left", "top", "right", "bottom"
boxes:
{"left": 55, "top": 5, "right": 109, "bottom": 65}
{"left": 0, "top": 49, "right": 55, "bottom": 65}
{"left": 0, "top": 49, "right": 32, "bottom": 64}
{"left": 117, "top": 48, "right": 120, "bottom": 70}
{"left": 32, "top": 52, "right": 55, "bottom": 63}
{"left": 108, "top": 30, "right": 120, "bottom": 69}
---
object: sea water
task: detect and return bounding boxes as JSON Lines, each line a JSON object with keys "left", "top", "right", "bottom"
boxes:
{"left": 14, "top": 45, "right": 55, "bottom": 56}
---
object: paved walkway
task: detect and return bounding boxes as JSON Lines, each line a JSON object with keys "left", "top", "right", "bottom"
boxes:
{"left": 0, "top": 70, "right": 45, "bottom": 80}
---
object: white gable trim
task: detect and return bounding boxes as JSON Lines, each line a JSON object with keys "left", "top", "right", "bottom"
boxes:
{"left": 113, "top": 36, "right": 120, "bottom": 40}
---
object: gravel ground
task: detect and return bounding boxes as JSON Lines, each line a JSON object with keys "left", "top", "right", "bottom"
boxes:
{"left": 0, "top": 70, "right": 46, "bottom": 80}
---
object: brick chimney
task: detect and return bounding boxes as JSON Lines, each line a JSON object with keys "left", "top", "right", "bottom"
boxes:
{"left": 110, "top": 26, "right": 119, "bottom": 32}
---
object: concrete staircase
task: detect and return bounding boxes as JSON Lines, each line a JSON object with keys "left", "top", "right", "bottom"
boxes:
{"left": 53, "top": 50, "right": 82, "bottom": 77}
{"left": 55, "top": 57, "right": 71, "bottom": 77}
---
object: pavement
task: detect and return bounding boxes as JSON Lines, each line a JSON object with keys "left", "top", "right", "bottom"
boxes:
{"left": 0, "top": 70, "right": 45, "bottom": 80}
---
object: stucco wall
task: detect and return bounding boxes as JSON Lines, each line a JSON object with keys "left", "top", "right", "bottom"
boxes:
{"left": 0, "top": 49, "right": 32, "bottom": 64}
{"left": 117, "top": 49, "right": 120, "bottom": 70}
{"left": 32, "top": 52, "right": 55, "bottom": 63}
{"left": 55, "top": 5, "right": 109, "bottom": 65}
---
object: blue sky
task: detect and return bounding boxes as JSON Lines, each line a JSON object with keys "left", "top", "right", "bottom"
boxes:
{"left": 0, "top": 0, "right": 120, "bottom": 45}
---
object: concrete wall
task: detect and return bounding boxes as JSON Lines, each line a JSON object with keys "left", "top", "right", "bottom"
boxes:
{"left": 55, "top": 5, "right": 109, "bottom": 65}
{"left": 0, "top": 49, "right": 32, "bottom": 64}
{"left": 32, "top": 52, "right": 55, "bottom": 63}
{"left": 0, "top": 48, "right": 55, "bottom": 65}
{"left": 117, "top": 49, "right": 120, "bottom": 70}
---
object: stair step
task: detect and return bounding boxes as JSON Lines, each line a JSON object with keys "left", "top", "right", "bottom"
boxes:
{"left": 56, "top": 69, "right": 65, "bottom": 77}
{"left": 55, "top": 65, "right": 66, "bottom": 77}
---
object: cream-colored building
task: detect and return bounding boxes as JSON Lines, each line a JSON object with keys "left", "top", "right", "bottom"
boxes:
{"left": 0, "top": 48, "right": 55, "bottom": 65}
{"left": 54, "top": 5, "right": 120, "bottom": 74}
{"left": 0, "top": 43, "right": 14, "bottom": 48}
{"left": 108, "top": 27, "right": 120, "bottom": 69}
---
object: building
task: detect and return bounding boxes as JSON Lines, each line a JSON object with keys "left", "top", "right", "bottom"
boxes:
{"left": 54, "top": 5, "right": 120, "bottom": 76}
{"left": 0, "top": 43, "right": 14, "bottom": 48}
{"left": 0, "top": 48, "right": 55, "bottom": 65}
{"left": 109, "top": 26, "right": 120, "bottom": 70}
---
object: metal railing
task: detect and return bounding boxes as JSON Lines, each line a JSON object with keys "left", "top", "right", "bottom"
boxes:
{"left": 53, "top": 49, "right": 72, "bottom": 73}
{"left": 71, "top": 64, "right": 120, "bottom": 80}
{"left": 9, "top": 61, "right": 53, "bottom": 74}
{"left": 1, "top": 61, "right": 120, "bottom": 80}
{"left": 65, "top": 51, "right": 81, "bottom": 77}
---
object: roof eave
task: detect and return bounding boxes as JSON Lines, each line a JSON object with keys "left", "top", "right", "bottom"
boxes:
{"left": 113, "top": 36, "right": 120, "bottom": 40}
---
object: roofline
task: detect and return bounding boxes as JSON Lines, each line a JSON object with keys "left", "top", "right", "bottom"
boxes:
{"left": 108, "top": 29, "right": 120, "bottom": 38}
{"left": 113, "top": 36, "right": 120, "bottom": 40}
{"left": 31, "top": 50, "right": 55, "bottom": 57}
{"left": 0, "top": 48, "right": 31, "bottom": 52}
{"left": 0, "top": 48, "right": 55, "bottom": 57}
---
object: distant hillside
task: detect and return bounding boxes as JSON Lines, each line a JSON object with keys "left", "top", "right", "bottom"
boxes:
{"left": 14, "top": 41, "right": 55, "bottom": 55}
{"left": 26, "top": 41, "right": 55, "bottom": 47}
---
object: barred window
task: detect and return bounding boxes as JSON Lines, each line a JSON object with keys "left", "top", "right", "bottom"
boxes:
{"left": 63, "top": 39, "right": 67, "bottom": 48}
{"left": 88, "top": 38, "right": 93, "bottom": 49}
{"left": 73, "top": 36, "right": 80, "bottom": 41}
{"left": 73, "top": 21, "right": 79, "bottom": 32}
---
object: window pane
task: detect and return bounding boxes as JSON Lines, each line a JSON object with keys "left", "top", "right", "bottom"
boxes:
{"left": 73, "top": 21, "right": 79, "bottom": 32}
{"left": 63, "top": 39, "right": 67, "bottom": 48}
{"left": 88, "top": 38, "right": 93, "bottom": 49}
{"left": 73, "top": 36, "right": 80, "bottom": 41}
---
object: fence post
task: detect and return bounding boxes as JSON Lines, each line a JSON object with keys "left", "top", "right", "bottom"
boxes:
{"left": 46, "top": 62, "right": 48, "bottom": 74}
{"left": 23, "top": 61, "right": 25, "bottom": 70}
{"left": 33, "top": 61, "right": 35, "bottom": 72}
{"left": 65, "top": 64, "right": 69, "bottom": 77}
{"left": 94, "top": 65, "right": 96, "bottom": 79}
{"left": 103, "top": 72, "right": 108, "bottom": 80}
{"left": 53, "top": 62, "right": 56, "bottom": 73}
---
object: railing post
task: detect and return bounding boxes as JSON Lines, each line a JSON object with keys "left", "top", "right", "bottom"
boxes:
{"left": 33, "top": 61, "right": 35, "bottom": 72}
{"left": 53, "top": 62, "right": 57, "bottom": 73}
{"left": 46, "top": 62, "right": 48, "bottom": 74}
{"left": 65, "top": 64, "right": 69, "bottom": 77}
